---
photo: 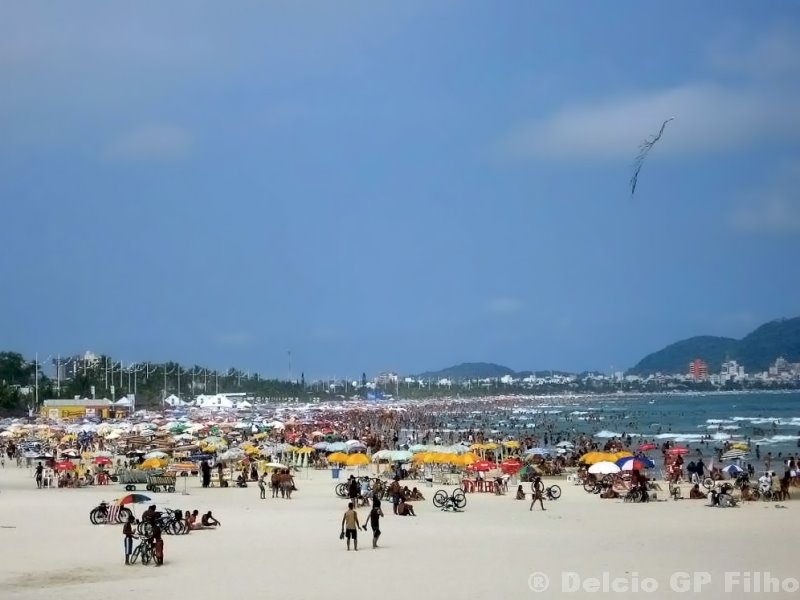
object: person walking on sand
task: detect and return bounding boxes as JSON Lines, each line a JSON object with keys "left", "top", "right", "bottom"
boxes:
{"left": 258, "top": 472, "right": 267, "bottom": 499}
{"left": 122, "top": 515, "right": 135, "bottom": 565}
{"left": 529, "top": 477, "right": 546, "bottom": 511}
{"left": 341, "top": 502, "right": 361, "bottom": 551}
{"left": 34, "top": 462, "right": 43, "bottom": 488}
{"left": 363, "top": 499, "right": 384, "bottom": 548}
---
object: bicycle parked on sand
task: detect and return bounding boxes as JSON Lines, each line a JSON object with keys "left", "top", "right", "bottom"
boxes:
{"left": 432, "top": 487, "right": 467, "bottom": 511}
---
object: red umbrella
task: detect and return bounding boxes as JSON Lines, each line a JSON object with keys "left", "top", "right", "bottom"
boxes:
{"left": 54, "top": 460, "right": 75, "bottom": 471}
{"left": 667, "top": 446, "right": 688, "bottom": 455}
{"left": 469, "top": 460, "right": 497, "bottom": 472}
{"left": 94, "top": 457, "right": 112, "bottom": 465}
{"left": 500, "top": 459, "right": 522, "bottom": 474}
{"left": 638, "top": 443, "right": 657, "bottom": 451}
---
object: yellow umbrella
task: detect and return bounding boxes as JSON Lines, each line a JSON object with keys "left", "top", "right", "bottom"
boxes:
{"left": 502, "top": 440, "right": 520, "bottom": 449}
{"left": 613, "top": 451, "right": 633, "bottom": 460}
{"left": 295, "top": 447, "right": 314, "bottom": 454}
{"left": 139, "top": 458, "right": 167, "bottom": 470}
{"left": 731, "top": 443, "right": 749, "bottom": 451}
{"left": 579, "top": 451, "right": 612, "bottom": 465}
{"left": 470, "top": 443, "right": 486, "bottom": 451}
{"left": 346, "top": 453, "right": 369, "bottom": 467}
{"left": 328, "top": 452, "right": 348, "bottom": 463}
{"left": 459, "top": 452, "right": 479, "bottom": 465}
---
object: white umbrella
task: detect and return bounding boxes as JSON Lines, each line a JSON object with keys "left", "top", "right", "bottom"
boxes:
{"left": 588, "top": 461, "right": 620, "bottom": 475}
{"left": 144, "top": 451, "right": 168, "bottom": 460}
{"left": 263, "top": 462, "right": 287, "bottom": 469}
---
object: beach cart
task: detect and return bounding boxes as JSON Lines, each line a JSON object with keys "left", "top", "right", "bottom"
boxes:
{"left": 146, "top": 471, "right": 176, "bottom": 493}
{"left": 118, "top": 469, "right": 149, "bottom": 491}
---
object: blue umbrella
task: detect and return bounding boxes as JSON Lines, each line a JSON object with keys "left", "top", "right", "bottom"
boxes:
{"left": 616, "top": 456, "right": 655, "bottom": 469}
{"left": 327, "top": 442, "right": 347, "bottom": 452}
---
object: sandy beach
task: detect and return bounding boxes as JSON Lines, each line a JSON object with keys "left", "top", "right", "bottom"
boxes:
{"left": 1, "top": 464, "right": 796, "bottom": 600}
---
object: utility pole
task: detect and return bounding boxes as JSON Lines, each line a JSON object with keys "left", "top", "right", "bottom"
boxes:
{"left": 34, "top": 352, "right": 39, "bottom": 411}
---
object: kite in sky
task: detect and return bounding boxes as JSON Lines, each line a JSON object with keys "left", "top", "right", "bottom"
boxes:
{"left": 630, "top": 117, "right": 674, "bottom": 196}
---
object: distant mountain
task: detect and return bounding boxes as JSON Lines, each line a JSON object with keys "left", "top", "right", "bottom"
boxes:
{"left": 416, "top": 362, "right": 516, "bottom": 380}
{"left": 630, "top": 317, "right": 800, "bottom": 375}
{"left": 415, "top": 362, "right": 571, "bottom": 380}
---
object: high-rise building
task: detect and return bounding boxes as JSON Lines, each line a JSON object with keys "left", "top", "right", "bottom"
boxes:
{"left": 688, "top": 359, "right": 708, "bottom": 381}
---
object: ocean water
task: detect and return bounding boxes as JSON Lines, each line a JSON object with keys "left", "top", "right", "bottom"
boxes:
{"left": 444, "top": 391, "right": 800, "bottom": 458}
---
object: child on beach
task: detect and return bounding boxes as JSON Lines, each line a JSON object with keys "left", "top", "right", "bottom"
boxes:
{"left": 122, "top": 516, "right": 135, "bottom": 565}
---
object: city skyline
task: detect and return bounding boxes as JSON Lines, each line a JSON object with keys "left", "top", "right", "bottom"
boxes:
{"left": 2, "top": 3, "right": 799, "bottom": 377}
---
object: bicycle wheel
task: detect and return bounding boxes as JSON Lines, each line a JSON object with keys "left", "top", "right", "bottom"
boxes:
{"left": 548, "top": 485, "right": 561, "bottom": 500}
{"left": 583, "top": 480, "right": 597, "bottom": 493}
{"left": 452, "top": 489, "right": 467, "bottom": 509}
{"left": 129, "top": 545, "right": 141, "bottom": 565}
{"left": 118, "top": 508, "right": 133, "bottom": 524}
{"left": 89, "top": 508, "right": 103, "bottom": 525}
{"left": 141, "top": 546, "right": 152, "bottom": 565}
{"left": 335, "top": 483, "right": 347, "bottom": 498}
{"left": 702, "top": 477, "right": 714, "bottom": 490}
{"left": 432, "top": 490, "right": 448, "bottom": 508}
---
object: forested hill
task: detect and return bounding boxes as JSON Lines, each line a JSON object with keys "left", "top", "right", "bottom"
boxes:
{"left": 630, "top": 317, "right": 800, "bottom": 374}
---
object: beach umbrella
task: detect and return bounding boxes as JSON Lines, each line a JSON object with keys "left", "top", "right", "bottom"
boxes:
{"left": 588, "top": 461, "right": 620, "bottom": 475}
{"left": 328, "top": 452, "right": 348, "bottom": 464}
{"left": 721, "top": 449, "right": 748, "bottom": 461}
{"left": 219, "top": 448, "right": 246, "bottom": 462}
{"left": 638, "top": 443, "right": 657, "bottom": 451}
{"left": 54, "top": 460, "right": 76, "bottom": 471}
{"left": 144, "top": 451, "right": 168, "bottom": 460}
{"left": 555, "top": 441, "right": 575, "bottom": 449}
{"left": 327, "top": 442, "right": 347, "bottom": 453}
{"left": 390, "top": 450, "right": 413, "bottom": 462}
{"left": 617, "top": 457, "right": 654, "bottom": 471}
{"left": 500, "top": 459, "right": 523, "bottom": 474}
{"left": 667, "top": 447, "right": 689, "bottom": 455}
{"left": 264, "top": 462, "right": 288, "bottom": 469}
{"left": 613, "top": 450, "right": 634, "bottom": 460}
{"left": 371, "top": 450, "right": 392, "bottom": 462}
{"left": 93, "top": 456, "right": 112, "bottom": 466}
{"left": 722, "top": 464, "right": 743, "bottom": 476}
{"left": 140, "top": 458, "right": 167, "bottom": 470}
{"left": 312, "top": 441, "right": 330, "bottom": 451}
{"left": 470, "top": 460, "right": 497, "bottom": 472}
{"left": 93, "top": 450, "right": 113, "bottom": 458}
{"left": 346, "top": 453, "right": 369, "bottom": 467}
{"left": 731, "top": 443, "right": 749, "bottom": 451}
{"left": 579, "top": 451, "right": 613, "bottom": 465}
{"left": 117, "top": 493, "right": 151, "bottom": 506}
{"left": 502, "top": 440, "right": 521, "bottom": 449}
{"left": 409, "top": 444, "right": 429, "bottom": 453}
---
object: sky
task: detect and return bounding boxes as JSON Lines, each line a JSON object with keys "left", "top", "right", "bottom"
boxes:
{"left": 1, "top": 2, "right": 799, "bottom": 379}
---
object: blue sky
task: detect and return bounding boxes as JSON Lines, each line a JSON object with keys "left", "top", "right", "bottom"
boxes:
{"left": 1, "top": 2, "right": 799, "bottom": 378}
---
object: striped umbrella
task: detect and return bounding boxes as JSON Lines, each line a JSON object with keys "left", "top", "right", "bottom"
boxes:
{"left": 721, "top": 449, "right": 748, "bottom": 461}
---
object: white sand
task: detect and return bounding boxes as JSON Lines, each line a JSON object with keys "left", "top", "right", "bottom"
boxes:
{"left": 0, "top": 466, "right": 796, "bottom": 599}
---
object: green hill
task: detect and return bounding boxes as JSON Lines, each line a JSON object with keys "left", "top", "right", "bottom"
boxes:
{"left": 630, "top": 317, "right": 800, "bottom": 375}
{"left": 416, "top": 362, "right": 516, "bottom": 380}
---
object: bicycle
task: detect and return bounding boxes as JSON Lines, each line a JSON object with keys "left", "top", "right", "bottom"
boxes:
{"left": 129, "top": 537, "right": 154, "bottom": 565}
{"left": 432, "top": 488, "right": 467, "bottom": 511}
{"left": 531, "top": 480, "right": 561, "bottom": 500}
{"left": 89, "top": 500, "right": 132, "bottom": 525}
